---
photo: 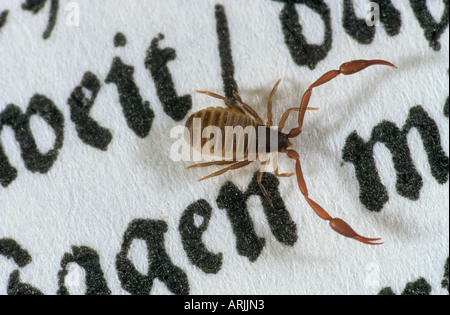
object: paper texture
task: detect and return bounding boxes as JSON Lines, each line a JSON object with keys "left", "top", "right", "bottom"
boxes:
{"left": 0, "top": 0, "right": 448, "bottom": 295}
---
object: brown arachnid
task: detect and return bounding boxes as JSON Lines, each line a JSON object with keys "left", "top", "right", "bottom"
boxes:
{"left": 185, "top": 59, "right": 396, "bottom": 245}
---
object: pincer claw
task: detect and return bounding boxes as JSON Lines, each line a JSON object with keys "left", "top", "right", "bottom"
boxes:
{"left": 329, "top": 218, "right": 382, "bottom": 245}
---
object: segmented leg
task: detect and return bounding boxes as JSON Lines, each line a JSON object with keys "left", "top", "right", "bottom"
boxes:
{"left": 278, "top": 107, "right": 318, "bottom": 132}
{"left": 267, "top": 79, "right": 282, "bottom": 127}
{"left": 198, "top": 160, "right": 253, "bottom": 181}
{"left": 287, "top": 59, "right": 396, "bottom": 138}
{"left": 285, "top": 149, "right": 382, "bottom": 245}
{"left": 273, "top": 152, "right": 294, "bottom": 177}
{"left": 232, "top": 91, "right": 264, "bottom": 125}
{"left": 257, "top": 160, "right": 272, "bottom": 206}
{"left": 187, "top": 160, "right": 237, "bottom": 169}
{"left": 195, "top": 90, "right": 246, "bottom": 115}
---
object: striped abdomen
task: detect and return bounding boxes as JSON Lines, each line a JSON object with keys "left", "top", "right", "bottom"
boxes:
{"left": 185, "top": 107, "right": 259, "bottom": 160}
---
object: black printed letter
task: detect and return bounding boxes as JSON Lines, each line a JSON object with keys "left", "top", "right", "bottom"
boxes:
{"left": 0, "top": 238, "right": 43, "bottom": 295}
{"left": 342, "top": 0, "right": 401, "bottom": 44}
{"left": 216, "top": 172, "right": 297, "bottom": 262}
{"left": 0, "top": 10, "right": 8, "bottom": 30}
{"left": 0, "top": 94, "right": 64, "bottom": 188}
{"left": 145, "top": 34, "right": 192, "bottom": 121}
{"left": 410, "top": 0, "right": 449, "bottom": 51}
{"left": 179, "top": 199, "right": 223, "bottom": 274}
{"left": 343, "top": 105, "right": 449, "bottom": 211}
{"left": 106, "top": 57, "right": 154, "bottom": 138}
{"left": 214, "top": 4, "right": 239, "bottom": 100}
{"left": 57, "top": 246, "right": 111, "bottom": 295}
{"left": 116, "top": 219, "right": 189, "bottom": 295}
{"left": 278, "top": 0, "right": 332, "bottom": 70}
{"left": 68, "top": 72, "right": 112, "bottom": 150}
